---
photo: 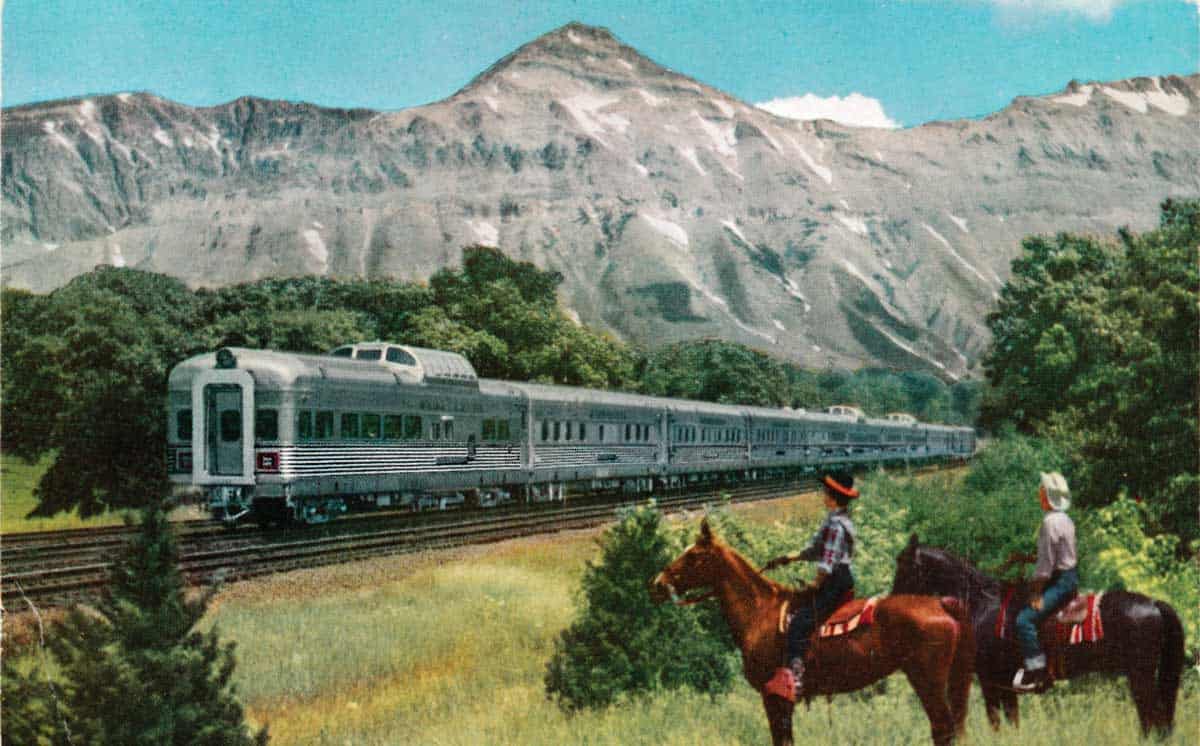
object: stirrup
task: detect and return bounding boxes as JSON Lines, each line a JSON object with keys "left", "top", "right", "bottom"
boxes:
{"left": 1011, "top": 667, "right": 1047, "bottom": 693}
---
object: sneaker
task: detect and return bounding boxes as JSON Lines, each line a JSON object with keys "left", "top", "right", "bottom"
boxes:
{"left": 1011, "top": 666, "right": 1048, "bottom": 692}
{"left": 790, "top": 657, "right": 806, "bottom": 699}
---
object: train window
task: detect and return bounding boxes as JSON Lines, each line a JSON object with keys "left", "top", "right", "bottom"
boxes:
{"left": 431, "top": 422, "right": 442, "bottom": 439}
{"left": 482, "top": 419, "right": 496, "bottom": 441}
{"left": 623, "top": 423, "right": 630, "bottom": 442}
{"left": 331, "top": 347, "right": 353, "bottom": 357}
{"left": 384, "top": 415, "right": 403, "bottom": 440}
{"left": 498, "top": 420, "right": 510, "bottom": 440}
{"left": 701, "top": 429, "right": 707, "bottom": 443}
{"left": 442, "top": 420, "right": 453, "bottom": 440}
{"left": 298, "top": 411, "right": 313, "bottom": 439}
{"left": 553, "top": 422, "right": 561, "bottom": 441}
{"left": 540, "top": 420, "right": 549, "bottom": 441}
{"left": 363, "top": 414, "right": 382, "bottom": 439}
{"left": 579, "top": 423, "right": 587, "bottom": 440}
{"left": 599, "top": 424, "right": 606, "bottom": 441}
{"left": 315, "top": 411, "right": 335, "bottom": 439}
{"left": 176, "top": 409, "right": 192, "bottom": 441}
{"left": 220, "top": 410, "right": 241, "bottom": 442}
{"left": 386, "top": 347, "right": 417, "bottom": 365}
{"left": 355, "top": 349, "right": 382, "bottom": 361}
{"left": 341, "top": 413, "right": 360, "bottom": 439}
{"left": 564, "top": 422, "right": 572, "bottom": 441}
{"left": 255, "top": 409, "right": 279, "bottom": 441}
{"left": 404, "top": 415, "right": 422, "bottom": 440}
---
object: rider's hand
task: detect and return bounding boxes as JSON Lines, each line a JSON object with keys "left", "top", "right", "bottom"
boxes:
{"left": 1030, "top": 595, "right": 1043, "bottom": 611}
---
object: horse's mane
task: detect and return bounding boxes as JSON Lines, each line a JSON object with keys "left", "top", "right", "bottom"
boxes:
{"left": 913, "top": 544, "right": 1006, "bottom": 608}
{"left": 713, "top": 538, "right": 816, "bottom": 604}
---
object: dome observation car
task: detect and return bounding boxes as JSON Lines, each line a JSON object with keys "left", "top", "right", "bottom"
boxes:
{"left": 328, "top": 342, "right": 479, "bottom": 387}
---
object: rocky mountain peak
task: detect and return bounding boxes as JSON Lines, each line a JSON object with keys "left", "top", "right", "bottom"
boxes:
{"left": 3, "top": 26, "right": 1197, "bottom": 381}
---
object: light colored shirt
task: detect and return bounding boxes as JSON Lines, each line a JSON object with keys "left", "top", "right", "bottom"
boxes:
{"left": 1034, "top": 509, "right": 1076, "bottom": 580}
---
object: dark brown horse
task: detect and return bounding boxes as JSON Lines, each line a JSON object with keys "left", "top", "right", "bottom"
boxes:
{"left": 649, "top": 519, "right": 974, "bottom": 746}
{"left": 892, "top": 535, "right": 1185, "bottom": 736}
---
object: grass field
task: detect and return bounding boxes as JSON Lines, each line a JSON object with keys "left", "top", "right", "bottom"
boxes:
{"left": 0, "top": 453, "right": 130, "bottom": 533}
{"left": 203, "top": 492, "right": 1197, "bottom": 746}
{"left": 1, "top": 452, "right": 207, "bottom": 533}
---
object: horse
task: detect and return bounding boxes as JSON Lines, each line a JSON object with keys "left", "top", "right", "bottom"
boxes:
{"left": 891, "top": 534, "right": 1185, "bottom": 736}
{"left": 649, "top": 519, "right": 974, "bottom": 746}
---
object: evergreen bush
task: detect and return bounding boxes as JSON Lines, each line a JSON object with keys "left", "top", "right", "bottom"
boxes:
{"left": 544, "top": 503, "right": 736, "bottom": 711}
{"left": 1, "top": 501, "right": 267, "bottom": 745}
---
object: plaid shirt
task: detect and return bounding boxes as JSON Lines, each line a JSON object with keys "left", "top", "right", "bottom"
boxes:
{"left": 804, "top": 509, "right": 855, "bottom": 574}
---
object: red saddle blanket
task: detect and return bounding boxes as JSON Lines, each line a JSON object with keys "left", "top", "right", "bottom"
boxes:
{"left": 996, "top": 590, "right": 1104, "bottom": 644}
{"left": 818, "top": 596, "right": 880, "bottom": 638}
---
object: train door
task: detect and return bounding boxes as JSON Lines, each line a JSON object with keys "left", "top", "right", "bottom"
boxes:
{"left": 206, "top": 385, "right": 244, "bottom": 475}
{"left": 192, "top": 366, "right": 256, "bottom": 487}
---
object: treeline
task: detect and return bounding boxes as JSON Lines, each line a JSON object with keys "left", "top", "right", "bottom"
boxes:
{"left": 1, "top": 245, "right": 976, "bottom": 519}
{"left": 980, "top": 199, "right": 1199, "bottom": 543}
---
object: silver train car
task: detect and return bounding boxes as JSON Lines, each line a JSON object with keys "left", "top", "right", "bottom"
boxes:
{"left": 167, "top": 342, "right": 976, "bottom": 524}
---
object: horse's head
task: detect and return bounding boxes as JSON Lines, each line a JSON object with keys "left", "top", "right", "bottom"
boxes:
{"left": 892, "top": 535, "right": 986, "bottom": 599}
{"left": 649, "top": 518, "right": 727, "bottom": 605}
{"left": 891, "top": 533, "right": 926, "bottom": 595}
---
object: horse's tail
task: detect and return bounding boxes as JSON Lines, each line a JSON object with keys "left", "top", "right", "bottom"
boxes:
{"left": 1154, "top": 600, "right": 1185, "bottom": 733}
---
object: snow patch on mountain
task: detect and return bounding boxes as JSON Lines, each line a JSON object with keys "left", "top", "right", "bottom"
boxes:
{"left": 642, "top": 212, "right": 689, "bottom": 247}
{"left": 469, "top": 220, "right": 499, "bottom": 247}
{"left": 303, "top": 229, "right": 328, "bottom": 267}
{"left": 834, "top": 213, "right": 868, "bottom": 236}
{"left": 1052, "top": 85, "right": 1094, "bottom": 107}
{"left": 923, "top": 224, "right": 993, "bottom": 286}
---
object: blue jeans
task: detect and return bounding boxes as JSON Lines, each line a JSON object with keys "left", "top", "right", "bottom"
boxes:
{"left": 1015, "top": 568, "right": 1078, "bottom": 666}
{"left": 788, "top": 564, "right": 854, "bottom": 661}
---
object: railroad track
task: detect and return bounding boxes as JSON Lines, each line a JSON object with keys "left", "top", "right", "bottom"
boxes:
{"left": 2, "top": 465, "right": 959, "bottom": 608}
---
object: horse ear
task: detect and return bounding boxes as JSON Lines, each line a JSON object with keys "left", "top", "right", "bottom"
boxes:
{"left": 907, "top": 533, "right": 919, "bottom": 549}
{"left": 699, "top": 517, "right": 713, "bottom": 543}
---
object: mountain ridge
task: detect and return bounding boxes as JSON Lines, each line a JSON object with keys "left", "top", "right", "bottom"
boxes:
{"left": 4, "top": 23, "right": 1198, "bottom": 380}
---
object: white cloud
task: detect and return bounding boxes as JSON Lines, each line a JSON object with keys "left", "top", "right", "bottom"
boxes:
{"left": 756, "top": 93, "right": 900, "bottom": 129}
{"left": 979, "top": 0, "right": 1130, "bottom": 22}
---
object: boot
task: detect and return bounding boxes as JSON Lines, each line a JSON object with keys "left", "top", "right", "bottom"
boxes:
{"left": 1012, "top": 655, "right": 1049, "bottom": 692}
{"left": 790, "top": 657, "right": 806, "bottom": 699}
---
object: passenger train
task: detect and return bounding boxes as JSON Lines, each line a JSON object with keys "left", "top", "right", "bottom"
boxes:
{"left": 167, "top": 342, "right": 976, "bottom": 525}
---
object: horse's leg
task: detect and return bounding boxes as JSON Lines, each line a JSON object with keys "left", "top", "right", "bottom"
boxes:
{"left": 980, "top": 684, "right": 1005, "bottom": 731}
{"left": 1001, "top": 688, "right": 1020, "bottom": 728}
{"left": 902, "top": 666, "right": 956, "bottom": 746}
{"left": 761, "top": 693, "right": 794, "bottom": 746}
{"left": 946, "top": 628, "right": 974, "bottom": 738}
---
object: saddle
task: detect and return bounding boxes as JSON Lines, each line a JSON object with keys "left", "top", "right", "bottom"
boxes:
{"left": 996, "top": 588, "right": 1105, "bottom": 644}
{"left": 777, "top": 591, "right": 879, "bottom": 639}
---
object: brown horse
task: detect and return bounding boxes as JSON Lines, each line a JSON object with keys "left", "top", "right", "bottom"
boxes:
{"left": 649, "top": 519, "right": 974, "bottom": 746}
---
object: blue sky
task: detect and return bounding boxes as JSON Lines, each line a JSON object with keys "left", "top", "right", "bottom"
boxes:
{"left": 3, "top": 1, "right": 1197, "bottom": 127}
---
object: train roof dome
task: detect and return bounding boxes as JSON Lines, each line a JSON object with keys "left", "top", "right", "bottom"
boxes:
{"left": 328, "top": 342, "right": 478, "bottom": 387}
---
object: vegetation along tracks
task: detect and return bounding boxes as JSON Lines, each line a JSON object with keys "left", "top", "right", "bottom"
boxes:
{"left": 2, "top": 466, "right": 955, "bottom": 608}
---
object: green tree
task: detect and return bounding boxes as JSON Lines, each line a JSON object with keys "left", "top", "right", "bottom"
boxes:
{"left": 1, "top": 269, "right": 210, "bottom": 517}
{"left": 544, "top": 504, "right": 736, "bottom": 711}
{"left": 639, "top": 339, "right": 791, "bottom": 405}
{"left": 7, "top": 502, "right": 266, "bottom": 744}
{"left": 983, "top": 200, "right": 1199, "bottom": 540}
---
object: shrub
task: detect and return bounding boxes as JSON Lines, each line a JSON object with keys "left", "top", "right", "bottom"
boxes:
{"left": 544, "top": 503, "right": 736, "bottom": 711}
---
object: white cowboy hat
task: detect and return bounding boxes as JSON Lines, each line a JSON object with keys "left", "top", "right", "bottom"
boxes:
{"left": 1039, "top": 472, "right": 1071, "bottom": 511}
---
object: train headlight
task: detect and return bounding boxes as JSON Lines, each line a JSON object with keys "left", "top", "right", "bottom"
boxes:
{"left": 216, "top": 349, "right": 237, "bottom": 369}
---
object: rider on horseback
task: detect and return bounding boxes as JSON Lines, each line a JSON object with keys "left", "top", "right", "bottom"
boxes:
{"left": 1011, "top": 471, "right": 1078, "bottom": 692}
{"left": 763, "top": 471, "right": 858, "bottom": 699}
